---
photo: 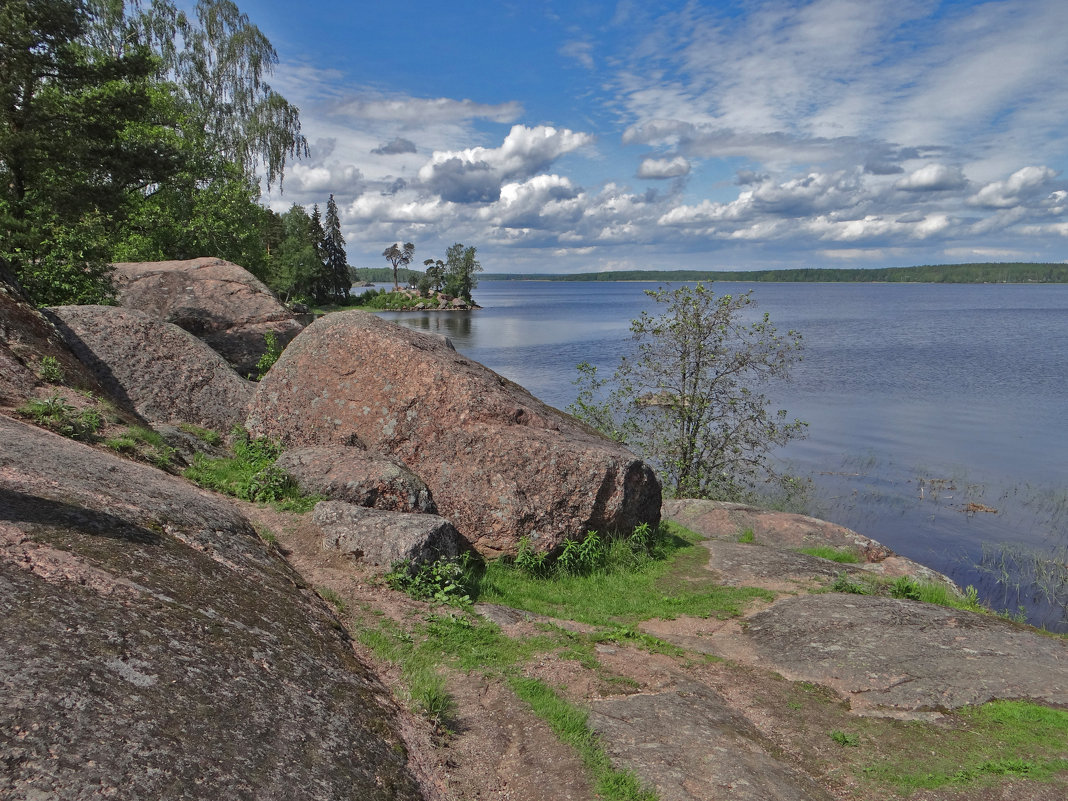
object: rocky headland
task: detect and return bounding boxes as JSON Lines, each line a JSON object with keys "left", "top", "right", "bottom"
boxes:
{"left": 2, "top": 258, "right": 1065, "bottom": 800}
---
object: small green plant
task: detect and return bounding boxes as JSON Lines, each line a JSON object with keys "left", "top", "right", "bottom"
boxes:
{"left": 317, "top": 586, "right": 347, "bottom": 615}
{"left": 38, "top": 355, "right": 64, "bottom": 383}
{"left": 183, "top": 428, "right": 317, "bottom": 510}
{"left": 254, "top": 330, "right": 283, "bottom": 379}
{"left": 830, "top": 730, "right": 860, "bottom": 747}
{"left": 19, "top": 394, "right": 101, "bottom": 441}
{"left": 830, "top": 572, "right": 872, "bottom": 595}
{"left": 888, "top": 577, "right": 985, "bottom": 613}
{"left": 178, "top": 422, "right": 222, "bottom": 446}
{"left": 104, "top": 425, "right": 176, "bottom": 469}
{"left": 737, "top": 528, "right": 755, "bottom": 543}
{"left": 514, "top": 536, "right": 550, "bottom": 577}
{"left": 558, "top": 530, "right": 605, "bottom": 576}
{"left": 798, "top": 545, "right": 861, "bottom": 563}
{"left": 386, "top": 555, "right": 476, "bottom": 606}
{"left": 409, "top": 673, "right": 457, "bottom": 733}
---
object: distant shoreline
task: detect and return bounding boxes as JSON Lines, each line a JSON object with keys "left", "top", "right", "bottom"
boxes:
{"left": 476, "top": 262, "right": 1068, "bottom": 284}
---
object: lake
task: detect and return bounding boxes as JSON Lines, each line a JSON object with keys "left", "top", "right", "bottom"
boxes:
{"left": 377, "top": 280, "right": 1068, "bottom": 630}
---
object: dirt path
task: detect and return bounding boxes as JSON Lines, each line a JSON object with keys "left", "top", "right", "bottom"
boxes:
{"left": 242, "top": 499, "right": 1068, "bottom": 801}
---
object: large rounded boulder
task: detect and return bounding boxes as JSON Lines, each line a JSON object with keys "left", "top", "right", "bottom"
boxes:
{"left": 246, "top": 311, "right": 662, "bottom": 555}
{"left": 47, "top": 305, "right": 253, "bottom": 432}
{"left": 112, "top": 257, "right": 304, "bottom": 376}
{"left": 0, "top": 415, "right": 428, "bottom": 800}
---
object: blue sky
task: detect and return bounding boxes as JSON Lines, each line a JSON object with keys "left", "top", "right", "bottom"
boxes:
{"left": 237, "top": 0, "right": 1068, "bottom": 274}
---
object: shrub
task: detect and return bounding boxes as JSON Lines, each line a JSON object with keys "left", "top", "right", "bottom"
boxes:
{"left": 38, "top": 356, "right": 64, "bottom": 384}
{"left": 386, "top": 555, "right": 477, "bottom": 606}
{"left": 254, "top": 330, "right": 283, "bottom": 379}
{"left": 19, "top": 394, "right": 101, "bottom": 441}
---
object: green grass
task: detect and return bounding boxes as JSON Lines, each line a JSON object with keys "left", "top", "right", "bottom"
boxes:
{"left": 19, "top": 394, "right": 102, "bottom": 441}
{"left": 477, "top": 523, "right": 772, "bottom": 626}
{"left": 178, "top": 422, "right": 222, "bottom": 446}
{"left": 860, "top": 701, "right": 1068, "bottom": 793}
{"left": 509, "top": 677, "right": 657, "bottom": 801}
{"left": 737, "top": 528, "right": 755, "bottom": 543}
{"left": 798, "top": 545, "right": 862, "bottom": 563}
{"left": 105, "top": 424, "right": 176, "bottom": 468}
{"left": 183, "top": 428, "right": 320, "bottom": 511}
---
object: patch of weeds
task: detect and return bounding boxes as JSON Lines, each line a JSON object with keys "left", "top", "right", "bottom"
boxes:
{"left": 830, "top": 729, "right": 860, "bottom": 747}
{"left": 38, "top": 355, "right": 64, "bottom": 384}
{"left": 860, "top": 701, "right": 1068, "bottom": 793}
{"left": 798, "top": 545, "right": 861, "bottom": 564}
{"left": 18, "top": 394, "right": 101, "bottom": 441}
{"left": 386, "top": 554, "right": 479, "bottom": 607}
{"left": 254, "top": 330, "right": 283, "bottom": 379}
{"left": 829, "top": 572, "right": 874, "bottom": 595}
{"left": 888, "top": 576, "right": 986, "bottom": 613}
{"left": 594, "top": 625, "right": 687, "bottom": 658}
{"left": 178, "top": 422, "right": 222, "bottom": 446}
{"left": 105, "top": 425, "right": 177, "bottom": 469}
{"left": 737, "top": 528, "right": 755, "bottom": 543}
{"left": 183, "top": 427, "right": 319, "bottom": 510}
{"left": 480, "top": 522, "right": 772, "bottom": 627}
{"left": 509, "top": 677, "right": 657, "bottom": 801}
{"left": 317, "top": 586, "right": 347, "bottom": 615}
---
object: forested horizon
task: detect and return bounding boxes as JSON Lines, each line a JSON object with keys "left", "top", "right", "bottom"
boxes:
{"left": 479, "top": 263, "right": 1068, "bottom": 284}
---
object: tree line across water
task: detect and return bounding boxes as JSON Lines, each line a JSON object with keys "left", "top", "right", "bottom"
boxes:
{"left": 482, "top": 263, "right": 1068, "bottom": 284}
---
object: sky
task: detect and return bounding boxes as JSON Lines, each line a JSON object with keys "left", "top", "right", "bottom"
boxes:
{"left": 235, "top": 0, "right": 1068, "bottom": 274}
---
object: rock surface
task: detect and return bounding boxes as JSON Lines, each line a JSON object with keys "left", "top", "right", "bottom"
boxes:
{"left": 47, "top": 304, "right": 253, "bottom": 432}
{"left": 112, "top": 257, "right": 303, "bottom": 376}
{"left": 246, "top": 311, "right": 662, "bottom": 554}
{"left": 719, "top": 594, "right": 1068, "bottom": 714}
{"left": 0, "top": 275, "right": 117, "bottom": 409}
{"left": 0, "top": 415, "right": 430, "bottom": 800}
{"left": 664, "top": 498, "right": 953, "bottom": 584}
{"left": 314, "top": 500, "right": 463, "bottom": 568}
{"left": 277, "top": 445, "right": 436, "bottom": 513}
{"left": 590, "top": 679, "right": 833, "bottom": 801}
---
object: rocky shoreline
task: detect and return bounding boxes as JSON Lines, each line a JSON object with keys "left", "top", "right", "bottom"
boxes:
{"left": 2, "top": 258, "right": 1065, "bottom": 800}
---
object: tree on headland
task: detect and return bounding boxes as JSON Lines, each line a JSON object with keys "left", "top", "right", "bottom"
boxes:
{"left": 570, "top": 283, "right": 806, "bottom": 501}
{"left": 382, "top": 242, "right": 414, "bottom": 290}
{"left": 422, "top": 258, "right": 446, "bottom": 293}
{"left": 443, "top": 242, "right": 481, "bottom": 303}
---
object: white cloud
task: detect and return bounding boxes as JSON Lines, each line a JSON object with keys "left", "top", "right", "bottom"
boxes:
{"left": 417, "top": 125, "right": 595, "bottom": 203}
{"left": 337, "top": 95, "right": 522, "bottom": 125}
{"left": 637, "top": 156, "right": 690, "bottom": 179}
{"left": 968, "top": 166, "right": 1059, "bottom": 209}
{"left": 895, "top": 164, "right": 967, "bottom": 192}
{"left": 559, "top": 39, "right": 594, "bottom": 69}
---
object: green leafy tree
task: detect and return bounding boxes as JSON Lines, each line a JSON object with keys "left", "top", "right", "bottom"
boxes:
{"left": 262, "top": 203, "right": 322, "bottom": 302}
{"left": 570, "top": 284, "right": 806, "bottom": 500}
{"left": 443, "top": 242, "right": 481, "bottom": 302}
{"left": 422, "top": 258, "right": 445, "bottom": 292}
{"left": 88, "top": 0, "right": 306, "bottom": 189}
{"left": 0, "top": 0, "right": 180, "bottom": 304}
{"left": 382, "top": 241, "right": 414, "bottom": 290}
{"left": 323, "top": 194, "right": 348, "bottom": 303}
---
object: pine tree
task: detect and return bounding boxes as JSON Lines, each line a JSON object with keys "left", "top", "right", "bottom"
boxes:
{"left": 308, "top": 203, "right": 331, "bottom": 304}
{"left": 323, "top": 194, "right": 348, "bottom": 304}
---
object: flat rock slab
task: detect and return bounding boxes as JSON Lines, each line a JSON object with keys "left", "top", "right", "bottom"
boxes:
{"left": 705, "top": 540, "right": 855, "bottom": 593}
{"left": 278, "top": 445, "right": 436, "bottom": 513}
{"left": 666, "top": 498, "right": 953, "bottom": 584}
{"left": 708, "top": 594, "right": 1068, "bottom": 715}
{"left": 589, "top": 679, "right": 833, "bottom": 801}
{"left": 314, "top": 500, "right": 462, "bottom": 569}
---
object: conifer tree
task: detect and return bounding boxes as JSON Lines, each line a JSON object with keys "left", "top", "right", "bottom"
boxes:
{"left": 323, "top": 194, "right": 348, "bottom": 304}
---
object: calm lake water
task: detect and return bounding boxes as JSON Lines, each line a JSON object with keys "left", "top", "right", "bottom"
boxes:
{"left": 377, "top": 280, "right": 1068, "bottom": 630}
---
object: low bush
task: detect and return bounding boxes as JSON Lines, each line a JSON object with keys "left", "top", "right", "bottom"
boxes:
{"left": 385, "top": 554, "right": 478, "bottom": 607}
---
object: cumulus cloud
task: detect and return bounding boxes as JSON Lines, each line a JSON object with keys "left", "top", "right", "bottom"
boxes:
{"left": 895, "top": 164, "right": 967, "bottom": 192}
{"left": 968, "top": 165, "right": 1059, "bottom": 208}
{"left": 637, "top": 156, "right": 691, "bottom": 179}
{"left": 371, "top": 137, "right": 417, "bottom": 155}
{"left": 418, "top": 124, "right": 595, "bottom": 203}
{"left": 286, "top": 163, "right": 364, "bottom": 195}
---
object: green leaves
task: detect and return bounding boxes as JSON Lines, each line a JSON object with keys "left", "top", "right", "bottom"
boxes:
{"left": 569, "top": 282, "right": 806, "bottom": 502}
